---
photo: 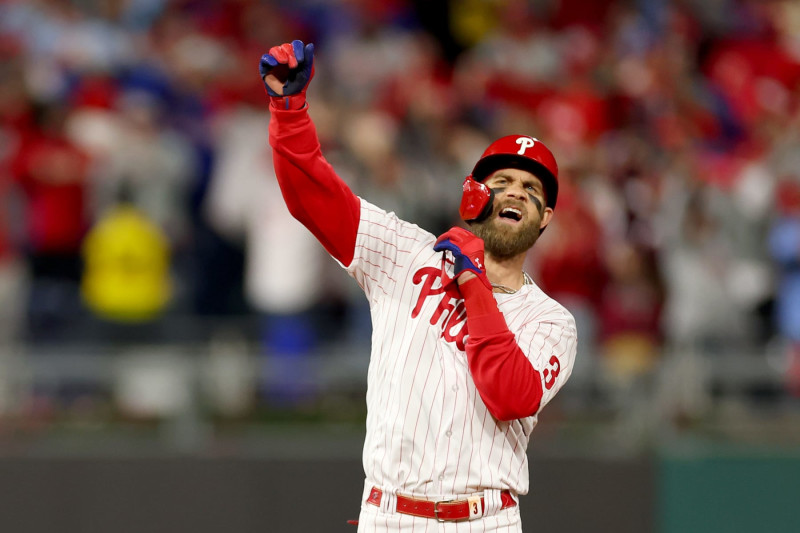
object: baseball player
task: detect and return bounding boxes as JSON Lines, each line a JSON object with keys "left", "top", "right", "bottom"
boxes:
{"left": 260, "top": 40, "right": 577, "bottom": 532}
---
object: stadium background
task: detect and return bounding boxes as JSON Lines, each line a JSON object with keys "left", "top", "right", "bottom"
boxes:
{"left": 0, "top": 0, "right": 799, "bottom": 531}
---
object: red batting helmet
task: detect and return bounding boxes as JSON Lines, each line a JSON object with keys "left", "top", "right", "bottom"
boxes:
{"left": 471, "top": 135, "right": 559, "bottom": 210}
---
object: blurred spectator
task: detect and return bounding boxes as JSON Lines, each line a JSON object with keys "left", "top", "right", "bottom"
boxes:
{"left": 660, "top": 189, "right": 748, "bottom": 353}
{"left": 76, "top": 86, "right": 195, "bottom": 245}
{"left": 80, "top": 184, "right": 172, "bottom": 324}
{"left": 10, "top": 101, "right": 91, "bottom": 343}
{"left": 599, "top": 241, "right": 663, "bottom": 381}
{"left": 769, "top": 179, "right": 800, "bottom": 396}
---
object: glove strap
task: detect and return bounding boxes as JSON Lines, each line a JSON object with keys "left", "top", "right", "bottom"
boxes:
{"left": 269, "top": 94, "right": 307, "bottom": 111}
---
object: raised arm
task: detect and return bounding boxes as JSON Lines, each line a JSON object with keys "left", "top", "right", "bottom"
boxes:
{"left": 260, "top": 40, "right": 361, "bottom": 266}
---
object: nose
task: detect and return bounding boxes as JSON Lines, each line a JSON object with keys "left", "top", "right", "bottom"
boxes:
{"left": 503, "top": 181, "right": 528, "bottom": 202}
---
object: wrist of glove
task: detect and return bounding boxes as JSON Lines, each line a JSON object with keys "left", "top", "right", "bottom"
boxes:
{"left": 433, "top": 227, "right": 492, "bottom": 291}
{"left": 259, "top": 40, "right": 315, "bottom": 110}
{"left": 268, "top": 93, "right": 308, "bottom": 111}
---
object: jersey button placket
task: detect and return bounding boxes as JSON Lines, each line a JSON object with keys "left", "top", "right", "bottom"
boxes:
{"left": 434, "top": 357, "right": 459, "bottom": 493}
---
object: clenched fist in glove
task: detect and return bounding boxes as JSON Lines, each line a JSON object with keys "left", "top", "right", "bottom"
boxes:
{"left": 259, "top": 40, "right": 315, "bottom": 110}
{"left": 433, "top": 227, "right": 492, "bottom": 291}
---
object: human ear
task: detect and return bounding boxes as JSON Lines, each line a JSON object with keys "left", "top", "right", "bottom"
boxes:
{"left": 539, "top": 207, "right": 554, "bottom": 230}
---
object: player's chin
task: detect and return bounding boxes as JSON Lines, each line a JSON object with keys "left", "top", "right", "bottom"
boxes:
{"left": 476, "top": 218, "right": 540, "bottom": 258}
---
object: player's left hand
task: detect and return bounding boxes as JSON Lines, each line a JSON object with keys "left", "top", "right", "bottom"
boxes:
{"left": 259, "top": 39, "right": 315, "bottom": 110}
{"left": 434, "top": 227, "right": 492, "bottom": 291}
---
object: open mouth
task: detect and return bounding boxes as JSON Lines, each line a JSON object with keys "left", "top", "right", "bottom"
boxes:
{"left": 498, "top": 206, "right": 523, "bottom": 222}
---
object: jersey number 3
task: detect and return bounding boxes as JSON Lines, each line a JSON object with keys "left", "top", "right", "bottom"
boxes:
{"left": 543, "top": 355, "right": 560, "bottom": 390}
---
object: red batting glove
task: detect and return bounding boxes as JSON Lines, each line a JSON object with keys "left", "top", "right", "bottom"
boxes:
{"left": 433, "top": 227, "right": 492, "bottom": 291}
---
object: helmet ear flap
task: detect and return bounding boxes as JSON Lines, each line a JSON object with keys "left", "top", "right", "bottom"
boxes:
{"left": 459, "top": 175, "right": 494, "bottom": 223}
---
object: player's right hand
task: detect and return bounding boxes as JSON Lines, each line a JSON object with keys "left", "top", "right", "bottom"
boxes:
{"left": 259, "top": 40, "right": 315, "bottom": 110}
{"left": 434, "top": 227, "right": 492, "bottom": 291}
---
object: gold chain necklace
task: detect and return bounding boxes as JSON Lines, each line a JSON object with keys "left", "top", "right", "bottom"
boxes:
{"left": 491, "top": 272, "right": 533, "bottom": 294}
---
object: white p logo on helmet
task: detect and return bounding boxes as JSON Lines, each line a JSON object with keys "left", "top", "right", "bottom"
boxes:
{"left": 515, "top": 137, "right": 536, "bottom": 155}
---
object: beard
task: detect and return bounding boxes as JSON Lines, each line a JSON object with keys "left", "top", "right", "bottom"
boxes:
{"left": 470, "top": 211, "right": 541, "bottom": 260}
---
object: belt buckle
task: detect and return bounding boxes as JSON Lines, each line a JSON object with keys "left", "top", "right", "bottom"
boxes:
{"left": 433, "top": 499, "right": 455, "bottom": 522}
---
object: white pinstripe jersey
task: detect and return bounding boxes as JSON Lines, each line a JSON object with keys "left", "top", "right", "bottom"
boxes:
{"left": 344, "top": 199, "right": 578, "bottom": 500}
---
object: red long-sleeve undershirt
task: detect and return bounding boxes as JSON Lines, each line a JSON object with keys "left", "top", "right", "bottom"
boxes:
{"left": 268, "top": 103, "right": 543, "bottom": 421}
{"left": 268, "top": 104, "right": 360, "bottom": 265}
{"left": 461, "top": 278, "right": 544, "bottom": 421}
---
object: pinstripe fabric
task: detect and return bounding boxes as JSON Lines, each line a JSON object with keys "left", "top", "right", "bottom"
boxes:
{"left": 348, "top": 200, "right": 577, "bottom": 531}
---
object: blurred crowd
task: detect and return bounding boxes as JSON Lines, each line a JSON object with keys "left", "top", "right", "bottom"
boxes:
{"left": 1, "top": 0, "right": 800, "bottom": 411}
